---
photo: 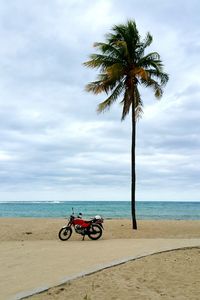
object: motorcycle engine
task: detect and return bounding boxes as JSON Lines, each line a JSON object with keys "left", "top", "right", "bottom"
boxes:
{"left": 75, "top": 225, "right": 85, "bottom": 235}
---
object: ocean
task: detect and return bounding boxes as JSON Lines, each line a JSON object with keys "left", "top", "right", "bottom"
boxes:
{"left": 0, "top": 201, "right": 200, "bottom": 220}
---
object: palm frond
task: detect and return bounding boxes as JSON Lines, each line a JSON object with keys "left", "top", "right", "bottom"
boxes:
{"left": 107, "top": 21, "right": 140, "bottom": 62}
{"left": 141, "top": 77, "right": 163, "bottom": 99}
{"left": 85, "top": 73, "right": 119, "bottom": 95}
{"left": 115, "top": 40, "right": 129, "bottom": 57}
{"left": 148, "top": 70, "right": 169, "bottom": 86}
{"left": 106, "top": 63, "right": 125, "bottom": 80}
{"left": 134, "top": 86, "right": 143, "bottom": 120}
{"left": 83, "top": 54, "right": 121, "bottom": 71}
{"left": 97, "top": 81, "right": 124, "bottom": 113}
{"left": 121, "top": 88, "right": 132, "bottom": 120}
{"left": 126, "top": 20, "right": 140, "bottom": 61}
{"left": 94, "top": 42, "right": 121, "bottom": 58}
{"left": 138, "top": 52, "right": 162, "bottom": 68}
{"left": 120, "top": 85, "right": 143, "bottom": 121}
{"left": 130, "top": 67, "right": 149, "bottom": 81}
{"left": 85, "top": 80, "right": 107, "bottom": 94}
{"left": 139, "top": 51, "right": 160, "bottom": 62}
{"left": 142, "top": 32, "right": 153, "bottom": 49}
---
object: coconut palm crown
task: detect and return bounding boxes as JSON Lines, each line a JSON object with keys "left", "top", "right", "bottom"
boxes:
{"left": 84, "top": 20, "right": 168, "bottom": 229}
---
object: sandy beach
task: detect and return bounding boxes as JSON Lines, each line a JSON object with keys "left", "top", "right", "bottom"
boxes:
{"left": 1, "top": 218, "right": 200, "bottom": 241}
{"left": 0, "top": 218, "right": 200, "bottom": 300}
{"left": 30, "top": 247, "right": 200, "bottom": 300}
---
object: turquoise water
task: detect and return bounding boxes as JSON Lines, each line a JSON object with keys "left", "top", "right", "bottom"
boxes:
{"left": 0, "top": 201, "right": 200, "bottom": 220}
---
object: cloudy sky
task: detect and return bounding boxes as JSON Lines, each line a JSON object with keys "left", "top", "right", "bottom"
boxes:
{"left": 0, "top": 0, "right": 200, "bottom": 202}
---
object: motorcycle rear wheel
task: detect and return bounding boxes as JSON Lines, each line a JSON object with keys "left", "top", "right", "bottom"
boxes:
{"left": 88, "top": 224, "right": 102, "bottom": 240}
{"left": 58, "top": 227, "right": 72, "bottom": 241}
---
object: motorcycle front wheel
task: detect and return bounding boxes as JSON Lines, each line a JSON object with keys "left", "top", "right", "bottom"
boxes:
{"left": 58, "top": 226, "right": 72, "bottom": 241}
{"left": 88, "top": 224, "right": 102, "bottom": 240}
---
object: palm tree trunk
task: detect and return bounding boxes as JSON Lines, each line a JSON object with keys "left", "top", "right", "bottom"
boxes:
{"left": 131, "top": 102, "right": 137, "bottom": 229}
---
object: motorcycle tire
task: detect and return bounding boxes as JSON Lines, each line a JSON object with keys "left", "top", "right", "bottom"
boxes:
{"left": 88, "top": 224, "right": 102, "bottom": 240}
{"left": 58, "top": 226, "right": 72, "bottom": 241}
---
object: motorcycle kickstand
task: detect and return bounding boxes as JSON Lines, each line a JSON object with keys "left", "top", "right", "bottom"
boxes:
{"left": 82, "top": 235, "right": 85, "bottom": 241}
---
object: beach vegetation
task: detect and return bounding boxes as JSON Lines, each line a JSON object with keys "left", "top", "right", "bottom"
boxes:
{"left": 84, "top": 20, "right": 168, "bottom": 229}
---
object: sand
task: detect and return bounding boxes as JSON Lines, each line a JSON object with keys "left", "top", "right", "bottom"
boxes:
{"left": 1, "top": 218, "right": 200, "bottom": 241}
{"left": 0, "top": 218, "right": 200, "bottom": 300}
{"left": 29, "top": 247, "right": 200, "bottom": 300}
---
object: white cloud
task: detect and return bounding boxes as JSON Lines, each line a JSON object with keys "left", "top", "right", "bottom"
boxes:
{"left": 0, "top": 151, "right": 16, "bottom": 161}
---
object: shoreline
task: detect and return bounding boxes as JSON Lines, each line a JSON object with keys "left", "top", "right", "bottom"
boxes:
{"left": 1, "top": 201, "right": 199, "bottom": 221}
{"left": 1, "top": 216, "right": 200, "bottom": 220}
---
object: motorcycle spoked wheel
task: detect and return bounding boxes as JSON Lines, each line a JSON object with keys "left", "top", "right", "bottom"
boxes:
{"left": 58, "top": 226, "right": 72, "bottom": 241}
{"left": 87, "top": 224, "right": 102, "bottom": 240}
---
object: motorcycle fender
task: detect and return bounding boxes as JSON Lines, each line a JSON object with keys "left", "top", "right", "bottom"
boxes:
{"left": 62, "top": 225, "right": 68, "bottom": 229}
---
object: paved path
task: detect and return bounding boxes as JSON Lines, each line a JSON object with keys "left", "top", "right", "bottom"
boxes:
{"left": 0, "top": 239, "right": 200, "bottom": 300}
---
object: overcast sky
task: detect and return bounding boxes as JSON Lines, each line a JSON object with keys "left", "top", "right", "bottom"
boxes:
{"left": 0, "top": 0, "right": 200, "bottom": 202}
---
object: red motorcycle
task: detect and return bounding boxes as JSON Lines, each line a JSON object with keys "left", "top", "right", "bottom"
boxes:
{"left": 58, "top": 209, "right": 104, "bottom": 241}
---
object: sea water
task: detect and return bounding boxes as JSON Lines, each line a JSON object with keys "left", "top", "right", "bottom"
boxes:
{"left": 0, "top": 201, "right": 200, "bottom": 220}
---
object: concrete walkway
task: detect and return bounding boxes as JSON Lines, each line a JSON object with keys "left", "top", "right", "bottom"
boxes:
{"left": 0, "top": 239, "right": 200, "bottom": 300}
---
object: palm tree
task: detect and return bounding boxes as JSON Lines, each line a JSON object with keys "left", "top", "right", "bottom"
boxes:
{"left": 84, "top": 20, "right": 168, "bottom": 229}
